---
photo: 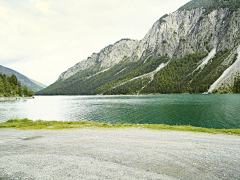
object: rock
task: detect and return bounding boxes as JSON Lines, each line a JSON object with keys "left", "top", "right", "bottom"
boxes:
{"left": 58, "top": 39, "right": 139, "bottom": 81}
{"left": 0, "top": 97, "right": 34, "bottom": 101}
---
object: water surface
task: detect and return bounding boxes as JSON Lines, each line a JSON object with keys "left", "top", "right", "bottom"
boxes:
{"left": 0, "top": 94, "right": 239, "bottom": 129}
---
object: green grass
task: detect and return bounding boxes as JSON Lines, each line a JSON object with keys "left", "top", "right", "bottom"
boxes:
{"left": 0, "top": 118, "right": 239, "bottom": 135}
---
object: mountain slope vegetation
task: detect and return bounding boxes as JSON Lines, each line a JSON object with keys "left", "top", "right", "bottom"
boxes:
{"left": 37, "top": 0, "right": 240, "bottom": 95}
{"left": 0, "top": 73, "right": 34, "bottom": 97}
{"left": 0, "top": 65, "right": 46, "bottom": 92}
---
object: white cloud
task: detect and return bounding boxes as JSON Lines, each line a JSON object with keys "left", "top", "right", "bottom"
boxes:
{"left": 0, "top": 0, "right": 189, "bottom": 85}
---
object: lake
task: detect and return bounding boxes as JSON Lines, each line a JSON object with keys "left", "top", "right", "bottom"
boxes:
{"left": 0, "top": 94, "right": 240, "bottom": 129}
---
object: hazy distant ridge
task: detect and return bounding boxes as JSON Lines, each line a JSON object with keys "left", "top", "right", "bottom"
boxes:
{"left": 0, "top": 65, "right": 46, "bottom": 92}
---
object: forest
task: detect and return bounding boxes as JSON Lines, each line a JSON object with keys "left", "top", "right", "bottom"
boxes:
{"left": 36, "top": 47, "right": 240, "bottom": 95}
{"left": 36, "top": 55, "right": 169, "bottom": 95}
{"left": 36, "top": 0, "right": 240, "bottom": 96}
{"left": 232, "top": 75, "right": 240, "bottom": 93}
{"left": 0, "top": 73, "right": 34, "bottom": 97}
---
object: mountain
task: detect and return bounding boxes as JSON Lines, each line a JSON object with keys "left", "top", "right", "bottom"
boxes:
{"left": 0, "top": 65, "right": 46, "bottom": 92}
{"left": 37, "top": 0, "right": 240, "bottom": 95}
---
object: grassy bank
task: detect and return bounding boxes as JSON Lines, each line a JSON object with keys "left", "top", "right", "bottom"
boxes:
{"left": 0, "top": 118, "right": 239, "bottom": 135}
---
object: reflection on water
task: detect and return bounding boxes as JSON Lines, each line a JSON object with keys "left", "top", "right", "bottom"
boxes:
{"left": 0, "top": 94, "right": 240, "bottom": 129}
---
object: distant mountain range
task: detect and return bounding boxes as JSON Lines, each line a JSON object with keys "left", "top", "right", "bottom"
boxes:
{"left": 37, "top": 0, "right": 240, "bottom": 95}
{"left": 0, "top": 65, "right": 46, "bottom": 92}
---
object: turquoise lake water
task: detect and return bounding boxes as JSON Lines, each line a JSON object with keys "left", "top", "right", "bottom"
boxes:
{"left": 0, "top": 94, "right": 239, "bottom": 129}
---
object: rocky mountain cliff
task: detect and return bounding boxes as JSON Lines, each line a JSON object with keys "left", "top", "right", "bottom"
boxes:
{"left": 37, "top": 0, "right": 240, "bottom": 95}
{"left": 58, "top": 39, "right": 139, "bottom": 81}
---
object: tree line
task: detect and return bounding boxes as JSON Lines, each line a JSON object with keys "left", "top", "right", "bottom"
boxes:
{"left": 0, "top": 73, "right": 34, "bottom": 97}
{"left": 37, "top": 48, "right": 239, "bottom": 95}
{"left": 233, "top": 75, "right": 240, "bottom": 93}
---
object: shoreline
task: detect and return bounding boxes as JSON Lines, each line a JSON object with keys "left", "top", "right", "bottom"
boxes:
{"left": 1, "top": 119, "right": 239, "bottom": 136}
{"left": 0, "top": 96, "right": 34, "bottom": 101}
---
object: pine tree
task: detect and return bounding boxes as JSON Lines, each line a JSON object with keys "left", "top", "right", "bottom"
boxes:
{"left": 9, "top": 74, "right": 18, "bottom": 85}
{"left": 0, "top": 73, "right": 28, "bottom": 97}
{"left": 28, "top": 90, "right": 35, "bottom": 97}
{"left": 23, "top": 84, "right": 28, "bottom": 96}
{"left": 0, "top": 76, "right": 4, "bottom": 94}
{"left": 4, "top": 80, "right": 11, "bottom": 94}
{"left": 19, "top": 86, "right": 23, "bottom": 97}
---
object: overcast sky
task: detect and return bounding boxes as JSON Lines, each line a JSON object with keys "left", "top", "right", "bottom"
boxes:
{"left": 0, "top": 0, "right": 190, "bottom": 85}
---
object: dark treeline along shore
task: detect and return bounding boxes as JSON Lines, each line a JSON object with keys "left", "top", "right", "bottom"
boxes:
{"left": 0, "top": 73, "right": 34, "bottom": 97}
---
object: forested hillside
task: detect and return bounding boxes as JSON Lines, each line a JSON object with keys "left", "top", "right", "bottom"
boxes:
{"left": 37, "top": 0, "right": 240, "bottom": 95}
{"left": 0, "top": 65, "right": 46, "bottom": 92}
{"left": 233, "top": 76, "right": 240, "bottom": 93}
{"left": 0, "top": 73, "right": 34, "bottom": 97}
{"left": 37, "top": 55, "right": 169, "bottom": 95}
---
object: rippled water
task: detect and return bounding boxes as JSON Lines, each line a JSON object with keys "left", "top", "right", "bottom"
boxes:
{"left": 0, "top": 94, "right": 240, "bottom": 129}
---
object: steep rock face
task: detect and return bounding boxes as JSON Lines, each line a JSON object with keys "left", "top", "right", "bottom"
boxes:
{"left": 38, "top": 1, "right": 240, "bottom": 95}
{"left": 134, "top": 8, "right": 204, "bottom": 60}
{"left": 97, "top": 39, "right": 138, "bottom": 68}
{"left": 133, "top": 8, "right": 240, "bottom": 61}
{"left": 58, "top": 7, "right": 239, "bottom": 83}
{"left": 216, "top": 9, "right": 240, "bottom": 51}
{"left": 58, "top": 56, "right": 96, "bottom": 81}
{"left": 58, "top": 39, "right": 138, "bottom": 81}
{"left": 208, "top": 45, "right": 240, "bottom": 92}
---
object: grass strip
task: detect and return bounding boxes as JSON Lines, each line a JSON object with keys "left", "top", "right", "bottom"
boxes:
{"left": 0, "top": 118, "right": 239, "bottom": 135}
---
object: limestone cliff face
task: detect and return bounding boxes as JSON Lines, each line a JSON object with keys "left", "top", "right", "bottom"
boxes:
{"left": 57, "top": 6, "right": 240, "bottom": 91}
{"left": 134, "top": 8, "right": 240, "bottom": 60}
{"left": 208, "top": 45, "right": 240, "bottom": 92}
{"left": 58, "top": 39, "right": 138, "bottom": 81}
{"left": 134, "top": 8, "right": 204, "bottom": 60}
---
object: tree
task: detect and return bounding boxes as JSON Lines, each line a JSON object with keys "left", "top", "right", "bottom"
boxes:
{"left": 0, "top": 77, "right": 4, "bottom": 94}
{"left": 0, "top": 73, "right": 26, "bottom": 97}
{"left": 9, "top": 74, "right": 18, "bottom": 85}
{"left": 18, "top": 86, "right": 23, "bottom": 97}
{"left": 11, "top": 83, "right": 16, "bottom": 95}
{"left": 4, "top": 80, "right": 11, "bottom": 94}
{"left": 23, "top": 84, "right": 28, "bottom": 96}
{"left": 22, "top": 84, "right": 35, "bottom": 96}
{"left": 233, "top": 75, "right": 240, "bottom": 93}
{"left": 28, "top": 90, "right": 35, "bottom": 97}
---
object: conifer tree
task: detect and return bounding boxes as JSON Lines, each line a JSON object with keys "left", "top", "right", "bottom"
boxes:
{"left": 4, "top": 80, "right": 11, "bottom": 94}
{"left": 9, "top": 74, "right": 18, "bottom": 85}
{"left": 0, "top": 76, "right": 4, "bottom": 94}
{"left": 18, "top": 86, "right": 23, "bottom": 97}
{"left": 0, "top": 73, "right": 33, "bottom": 97}
{"left": 23, "top": 84, "right": 28, "bottom": 96}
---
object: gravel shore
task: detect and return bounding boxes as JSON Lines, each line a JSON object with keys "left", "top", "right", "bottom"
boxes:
{"left": 0, "top": 128, "right": 239, "bottom": 180}
{"left": 0, "top": 97, "right": 34, "bottom": 101}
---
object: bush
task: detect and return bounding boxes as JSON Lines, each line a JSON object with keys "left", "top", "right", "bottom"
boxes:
{"left": 28, "top": 90, "right": 35, "bottom": 97}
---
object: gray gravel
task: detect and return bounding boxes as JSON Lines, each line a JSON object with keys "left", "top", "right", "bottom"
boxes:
{"left": 0, "top": 128, "right": 239, "bottom": 180}
{"left": 0, "top": 97, "right": 34, "bottom": 101}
